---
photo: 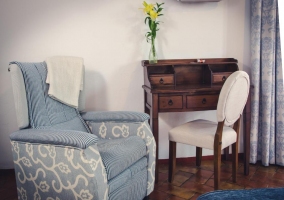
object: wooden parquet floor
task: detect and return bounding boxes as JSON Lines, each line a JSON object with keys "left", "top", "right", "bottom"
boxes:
{"left": 149, "top": 160, "right": 284, "bottom": 200}
{"left": 1, "top": 160, "right": 284, "bottom": 200}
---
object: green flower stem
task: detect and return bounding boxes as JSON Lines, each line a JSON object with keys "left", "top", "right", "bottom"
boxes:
{"left": 151, "top": 36, "right": 156, "bottom": 57}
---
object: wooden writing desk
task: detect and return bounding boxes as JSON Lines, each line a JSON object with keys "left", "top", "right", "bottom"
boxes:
{"left": 142, "top": 58, "right": 251, "bottom": 183}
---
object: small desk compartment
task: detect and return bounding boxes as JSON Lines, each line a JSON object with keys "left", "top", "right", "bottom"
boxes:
{"left": 147, "top": 65, "right": 175, "bottom": 87}
{"left": 149, "top": 74, "right": 174, "bottom": 86}
{"left": 174, "top": 64, "right": 212, "bottom": 85}
{"left": 208, "top": 64, "right": 239, "bottom": 85}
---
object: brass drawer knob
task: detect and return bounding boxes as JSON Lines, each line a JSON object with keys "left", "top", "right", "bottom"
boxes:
{"left": 202, "top": 98, "right": 207, "bottom": 104}
{"left": 168, "top": 99, "right": 173, "bottom": 106}
{"left": 159, "top": 78, "right": 164, "bottom": 84}
{"left": 222, "top": 76, "right": 227, "bottom": 81}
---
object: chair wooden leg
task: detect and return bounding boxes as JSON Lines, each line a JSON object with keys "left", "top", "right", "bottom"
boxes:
{"left": 232, "top": 142, "right": 238, "bottom": 182}
{"left": 196, "top": 147, "right": 202, "bottom": 167}
{"left": 169, "top": 141, "right": 176, "bottom": 183}
{"left": 232, "top": 117, "right": 240, "bottom": 183}
{"left": 214, "top": 121, "right": 225, "bottom": 190}
{"left": 214, "top": 145, "right": 221, "bottom": 190}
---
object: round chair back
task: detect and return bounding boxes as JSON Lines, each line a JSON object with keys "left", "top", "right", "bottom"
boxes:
{"left": 216, "top": 71, "right": 250, "bottom": 126}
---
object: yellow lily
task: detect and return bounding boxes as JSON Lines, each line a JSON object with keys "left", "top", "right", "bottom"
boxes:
{"left": 143, "top": 1, "right": 154, "bottom": 14}
{"left": 149, "top": 10, "right": 158, "bottom": 20}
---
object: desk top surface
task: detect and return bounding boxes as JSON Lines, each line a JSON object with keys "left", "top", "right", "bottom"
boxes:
{"left": 143, "top": 84, "right": 223, "bottom": 94}
{"left": 142, "top": 58, "right": 238, "bottom": 67}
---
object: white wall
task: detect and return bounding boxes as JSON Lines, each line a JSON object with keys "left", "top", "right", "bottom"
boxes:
{"left": 0, "top": 0, "right": 250, "bottom": 169}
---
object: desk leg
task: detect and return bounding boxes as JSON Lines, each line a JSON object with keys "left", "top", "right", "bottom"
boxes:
{"left": 153, "top": 118, "right": 159, "bottom": 184}
{"left": 144, "top": 91, "right": 151, "bottom": 124}
{"left": 151, "top": 94, "right": 159, "bottom": 184}
{"left": 144, "top": 92, "right": 159, "bottom": 183}
{"left": 243, "top": 89, "right": 251, "bottom": 176}
{"left": 224, "top": 147, "right": 229, "bottom": 160}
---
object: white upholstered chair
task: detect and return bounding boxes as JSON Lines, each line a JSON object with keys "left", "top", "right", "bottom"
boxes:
{"left": 168, "top": 71, "right": 250, "bottom": 190}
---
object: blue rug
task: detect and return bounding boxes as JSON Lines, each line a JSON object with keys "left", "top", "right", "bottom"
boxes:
{"left": 198, "top": 188, "right": 284, "bottom": 200}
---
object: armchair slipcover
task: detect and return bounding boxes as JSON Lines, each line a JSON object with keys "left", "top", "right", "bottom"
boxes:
{"left": 9, "top": 61, "right": 156, "bottom": 200}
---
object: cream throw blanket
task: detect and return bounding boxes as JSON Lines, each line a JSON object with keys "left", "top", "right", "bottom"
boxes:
{"left": 46, "top": 56, "right": 83, "bottom": 108}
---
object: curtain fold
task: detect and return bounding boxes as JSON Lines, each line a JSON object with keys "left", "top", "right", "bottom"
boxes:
{"left": 250, "top": 0, "right": 283, "bottom": 166}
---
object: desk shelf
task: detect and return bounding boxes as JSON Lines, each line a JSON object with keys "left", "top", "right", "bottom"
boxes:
{"left": 142, "top": 58, "right": 238, "bottom": 89}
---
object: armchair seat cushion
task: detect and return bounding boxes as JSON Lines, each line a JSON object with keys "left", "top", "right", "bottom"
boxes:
{"left": 97, "top": 136, "right": 147, "bottom": 180}
{"left": 108, "top": 157, "right": 147, "bottom": 195}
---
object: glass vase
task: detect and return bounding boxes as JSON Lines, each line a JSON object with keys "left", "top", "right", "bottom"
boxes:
{"left": 149, "top": 38, "right": 157, "bottom": 64}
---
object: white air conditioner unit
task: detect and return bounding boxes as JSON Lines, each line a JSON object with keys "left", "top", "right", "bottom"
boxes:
{"left": 177, "top": 0, "right": 221, "bottom": 2}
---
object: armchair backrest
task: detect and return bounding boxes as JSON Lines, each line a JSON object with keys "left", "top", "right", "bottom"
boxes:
{"left": 9, "top": 62, "right": 89, "bottom": 132}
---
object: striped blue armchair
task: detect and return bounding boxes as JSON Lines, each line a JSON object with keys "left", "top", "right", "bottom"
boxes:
{"left": 9, "top": 62, "right": 156, "bottom": 200}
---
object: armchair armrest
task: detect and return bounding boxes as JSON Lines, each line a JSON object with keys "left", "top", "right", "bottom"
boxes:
{"left": 82, "top": 111, "right": 156, "bottom": 195}
{"left": 10, "top": 129, "right": 98, "bottom": 149}
{"left": 81, "top": 111, "right": 150, "bottom": 123}
{"left": 10, "top": 129, "right": 107, "bottom": 200}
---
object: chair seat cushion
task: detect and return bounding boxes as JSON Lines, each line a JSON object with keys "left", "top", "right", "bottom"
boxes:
{"left": 97, "top": 136, "right": 146, "bottom": 180}
{"left": 169, "top": 119, "right": 236, "bottom": 150}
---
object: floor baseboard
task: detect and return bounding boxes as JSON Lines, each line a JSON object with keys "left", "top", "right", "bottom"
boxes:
{"left": 158, "top": 153, "right": 244, "bottom": 164}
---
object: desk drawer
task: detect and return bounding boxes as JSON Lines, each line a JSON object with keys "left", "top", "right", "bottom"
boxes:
{"left": 159, "top": 96, "right": 183, "bottom": 109}
{"left": 187, "top": 95, "right": 219, "bottom": 109}
{"left": 212, "top": 72, "right": 232, "bottom": 84}
{"left": 149, "top": 74, "right": 174, "bottom": 86}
